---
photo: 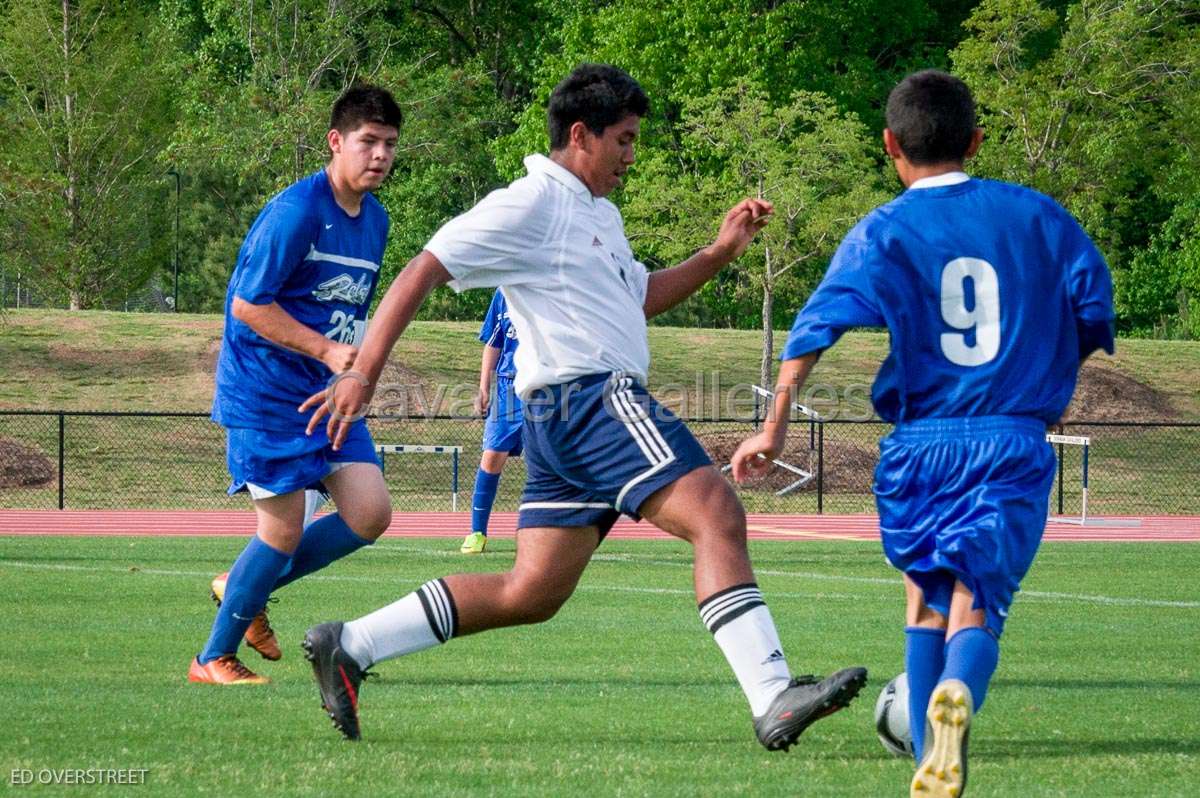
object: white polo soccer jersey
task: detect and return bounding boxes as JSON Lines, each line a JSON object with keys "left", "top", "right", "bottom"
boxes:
{"left": 425, "top": 154, "right": 651, "bottom": 399}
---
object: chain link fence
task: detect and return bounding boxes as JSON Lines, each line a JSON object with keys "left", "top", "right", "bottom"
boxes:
{"left": 0, "top": 411, "right": 1197, "bottom": 515}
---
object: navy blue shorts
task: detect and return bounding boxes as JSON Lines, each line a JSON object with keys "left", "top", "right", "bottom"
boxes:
{"left": 225, "top": 422, "right": 380, "bottom": 499}
{"left": 875, "top": 415, "right": 1055, "bottom": 636}
{"left": 517, "top": 373, "right": 712, "bottom": 537}
{"left": 482, "top": 376, "right": 523, "bottom": 456}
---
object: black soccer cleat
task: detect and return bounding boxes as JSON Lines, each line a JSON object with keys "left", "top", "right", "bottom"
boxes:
{"left": 753, "top": 667, "right": 869, "bottom": 752}
{"left": 302, "top": 622, "right": 371, "bottom": 741}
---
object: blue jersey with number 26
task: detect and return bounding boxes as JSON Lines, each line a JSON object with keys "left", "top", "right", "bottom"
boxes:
{"left": 782, "top": 178, "right": 1115, "bottom": 424}
{"left": 212, "top": 170, "right": 389, "bottom": 432}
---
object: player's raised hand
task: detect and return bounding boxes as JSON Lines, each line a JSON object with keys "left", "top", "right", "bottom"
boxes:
{"left": 299, "top": 370, "right": 374, "bottom": 450}
{"left": 730, "top": 431, "right": 783, "bottom": 484}
{"left": 320, "top": 341, "right": 359, "bottom": 374}
{"left": 712, "top": 198, "right": 774, "bottom": 262}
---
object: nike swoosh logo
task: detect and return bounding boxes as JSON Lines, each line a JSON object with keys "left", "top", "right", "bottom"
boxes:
{"left": 325, "top": 224, "right": 333, "bottom": 229}
{"left": 232, "top": 613, "right": 254, "bottom": 621}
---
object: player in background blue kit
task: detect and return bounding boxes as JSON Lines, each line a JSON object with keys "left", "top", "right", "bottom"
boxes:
{"left": 460, "top": 289, "right": 523, "bottom": 555}
{"left": 732, "top": 70, "right": 1114, "bottom": 797}
{"left": 189, "top": 86, "right": 402, "bottom": 685}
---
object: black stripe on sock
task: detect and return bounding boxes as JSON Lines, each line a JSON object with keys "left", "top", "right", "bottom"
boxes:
{"left": 416, "top": 584, "right": 446, "bottom": 643}
{"left": 699, "top": 588, "right": 762, "bottom": 627}
{"left": 697, "top": 582, "right": 760, "bottom": 612}
{"left": 706, "top": 599, "right": 766, "bottom": 635}
{"left": 437, "top": 578, "right": 459, "bottom": 640}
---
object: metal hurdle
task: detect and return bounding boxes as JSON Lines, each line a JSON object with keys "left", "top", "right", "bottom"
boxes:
{"left": 722, "top": 385, "right": 824, "bottom": 495}
{"left": 375, "top": 444, "right": 463, "bottom": 511}
{"left": 1046, "top": 433, "right": 1090, "bottom": 524}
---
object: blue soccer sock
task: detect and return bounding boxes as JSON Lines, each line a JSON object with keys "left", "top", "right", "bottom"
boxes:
{"left": 273, "top": 512, "right": 372, "bottom": 591}
{"left": 905, "top": 626, "right": 947, "bottom": 761}
{"left": 470, "top": 468, "right": 502, "bottom": 535}
{"left": 199, "top": 536, "right": 291, "bottom": 664}
{"left": 941, "top": 626, "right": 1000, "bottom": 713}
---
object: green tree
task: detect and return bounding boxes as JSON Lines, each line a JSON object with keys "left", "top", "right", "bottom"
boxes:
{"left": 625, "top": 85, "right": 888, "bottom": 388}
{"left": 0, "top": 0, "right": 174, "bottom": 309}
{"left": 952, "top": 0, "right": 1199, "bottom": 334}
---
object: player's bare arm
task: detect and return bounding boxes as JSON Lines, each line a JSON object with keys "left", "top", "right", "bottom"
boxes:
{"left": 475, "top": 344, "right": 501, "bottom": 416}
{"left": 643, "top": 198, "right": 774, "bottom": 318}
{"left": 731, "top": 351, "right": 819, "bottom": 482}
{"left": 300, "top": 250, "right": 452, "bottom": 445}
{"left": 232, "top": 298, "right": 357, "bottom": 373}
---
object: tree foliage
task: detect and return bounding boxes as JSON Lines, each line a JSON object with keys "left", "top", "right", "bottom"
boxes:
{"left": 1, "top": 0, "right": 1197, "bottom": 340}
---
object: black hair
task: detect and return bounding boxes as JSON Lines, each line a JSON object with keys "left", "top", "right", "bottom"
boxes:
{"left": 885, "top": 70, "right": 976, "bottom": 165}
{"left": 547, "top": 64, "right": 649, "bottom": 150}
{"left": 330, "top": 84, "right": 403, "bottom": 134}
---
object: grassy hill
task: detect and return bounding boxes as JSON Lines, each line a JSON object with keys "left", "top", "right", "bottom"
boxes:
{"left": 1, "top": 309, "right": 1197, "bottom": 420}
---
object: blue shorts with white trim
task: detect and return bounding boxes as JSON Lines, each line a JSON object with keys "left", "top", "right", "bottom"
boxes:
{"left": 482, "top": 376, "right": 523, "bottom": 456}
{"left": 875, "top": 415, "right": 1055, "bottom": 636}
{"left": 517, "top": 372, "right": 712, "bottom": 537}
{"left": 225, "top": 422, "right": 380, "bottom": 498}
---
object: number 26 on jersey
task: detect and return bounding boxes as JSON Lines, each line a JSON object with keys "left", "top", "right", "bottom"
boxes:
{"left": 939, "top": 257, "right": 1000, "bottom": 367}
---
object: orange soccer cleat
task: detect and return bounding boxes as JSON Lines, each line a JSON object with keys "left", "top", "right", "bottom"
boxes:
{"left": 210, "top": 572, "right": 282, "bottom": 661}
{"left": 188, "top": 655, "right": 270, "bottom": 685}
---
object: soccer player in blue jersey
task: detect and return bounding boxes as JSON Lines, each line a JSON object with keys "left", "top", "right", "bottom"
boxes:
{"left": 299, "top": 64, "right": 867, "bottom": 747}
{"left": 460, "top": 289, "right": 523, "bottom": 555}
{"left": 188, "top": 86, "right": 402, "bottom": 685}
{"left": 732, "top": 70, "right": 1115, "bottom": 797}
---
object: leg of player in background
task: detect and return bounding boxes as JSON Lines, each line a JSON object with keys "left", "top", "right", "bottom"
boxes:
{"left": 190, "top": 491, "right": 305, "bottom": 684}
{"left": 462, "top": 450, "right": 509, "bottom": 554}
{"left": 904, "top": 576, "right": 949, "bottom": 762}
{"left": 272, "top": 463, "right": 391, "bottom": 591}
{"left": 638, "top": 466, "right": 868, "bottom": 750}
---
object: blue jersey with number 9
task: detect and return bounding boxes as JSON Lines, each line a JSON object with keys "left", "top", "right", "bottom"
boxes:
{"left": 782, "top": 177, "right": 1114, "bottom": 424}
{"left": 212, "top": 170, "right": 389, "bottom": 432}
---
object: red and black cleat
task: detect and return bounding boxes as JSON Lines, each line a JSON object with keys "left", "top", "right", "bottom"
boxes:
{"left": 752, "top": 667, "right": 869, "bottom": 752}
{"left": 302, "top": 621, "right": 372, "bottom": 741}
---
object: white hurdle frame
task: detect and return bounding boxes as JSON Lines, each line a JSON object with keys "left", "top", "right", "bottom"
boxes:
{"left": 721, "top": 385, "right": 824, "bottom": 495}
{"left": 1046, "top": 433, "right": 1090, "bottom": 525}
{"left": 375, "top": 444, "right": 464, "bottom": 511}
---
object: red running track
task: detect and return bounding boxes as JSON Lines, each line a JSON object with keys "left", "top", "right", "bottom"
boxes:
{"left": 1, "top": 510, "right": 1198, "bottom": 542}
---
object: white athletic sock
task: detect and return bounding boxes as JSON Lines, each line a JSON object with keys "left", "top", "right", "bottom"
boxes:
{"left": 699, "top": 583, "right": 792, "bottom": 716}
{"left": 339, "top": 578, "right": 458, "bottom": 668}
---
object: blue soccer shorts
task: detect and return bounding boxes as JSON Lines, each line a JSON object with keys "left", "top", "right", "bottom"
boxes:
{"left": 225, "top": 421, "right": 380, "bottom": 499}
{"left": 874, "top": 415, "right": 1055, "bottom": 636}
{"left": 482, "top": 375, "right": 523, "bottom": 456}
{"left": 517, "top": 372, "right": 712, "bottom": 537}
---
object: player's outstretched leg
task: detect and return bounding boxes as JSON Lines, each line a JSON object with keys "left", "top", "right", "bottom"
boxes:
{"left": 911, "top": 679, "right": 972, "bottom": 798}
{"left": 304, "top": 529, "right": 596, "bottom": 740}
{"left": 641, "top": 466, "right": 868, "bottom": 751}
{"left": 302, "top": 622, "right": 371, "bottom": 740}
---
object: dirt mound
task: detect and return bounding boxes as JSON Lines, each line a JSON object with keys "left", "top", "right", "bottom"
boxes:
{"left": 697, "top": 429, "right": 877, "bottom": 494}
{"left": 372, "top": 360, "right": 446, "bottom": 417}
{"left": 1062, "top": 363, "right": 1178, "bottom": 422}
{"left": 0, "top": 439, "right": 55, "bottom": 488}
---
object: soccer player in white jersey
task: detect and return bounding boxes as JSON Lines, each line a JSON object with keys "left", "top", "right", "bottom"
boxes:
{"left": 299, "top": 64, "right": 867, "bottom": 745}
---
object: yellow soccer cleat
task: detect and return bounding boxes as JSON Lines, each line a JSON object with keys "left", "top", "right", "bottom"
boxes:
{"left": 460, "top": 532, "right": 488, "bottom": 554}
{"left": 911, "top": 679, "right": 973, "bottom": 798}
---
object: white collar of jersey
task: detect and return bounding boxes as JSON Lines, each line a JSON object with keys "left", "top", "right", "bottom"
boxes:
{"left": 908, "top": 171, "right": 970, "bottom": 190}
{"left": 524, "top": 153, "right": 592, "bottom": 197}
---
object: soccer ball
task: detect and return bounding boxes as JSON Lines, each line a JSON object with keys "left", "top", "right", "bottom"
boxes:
{"left": 874, "top": 673, "right": 914, "bottom": 758}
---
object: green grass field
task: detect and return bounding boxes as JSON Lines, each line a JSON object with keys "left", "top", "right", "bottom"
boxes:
{"left": 2, "top": 535, "right": 1197, "bottom": 796}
